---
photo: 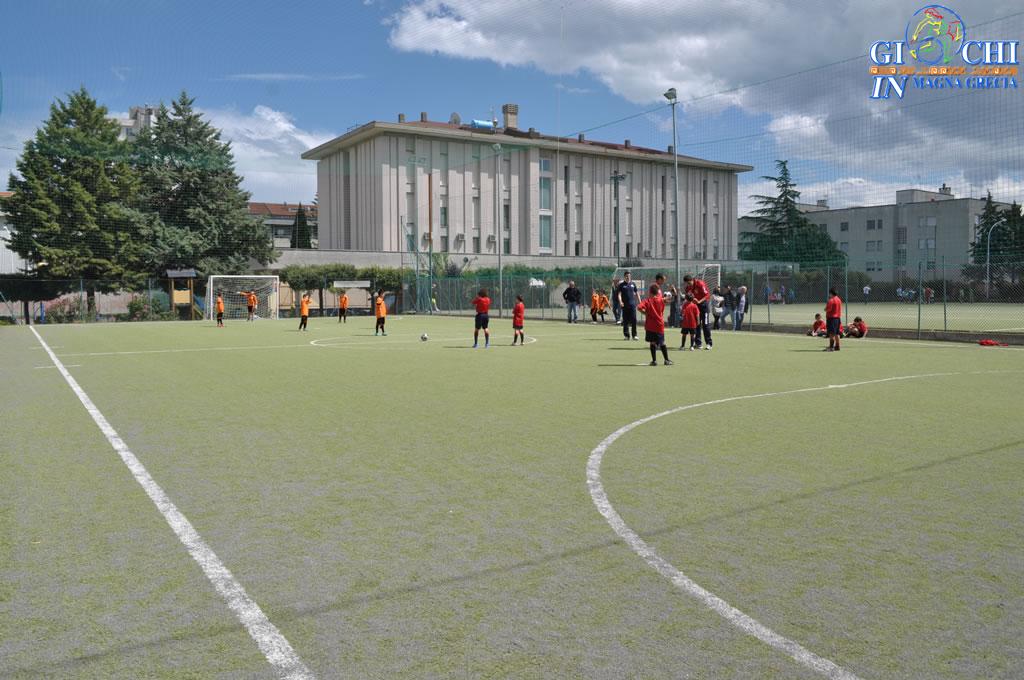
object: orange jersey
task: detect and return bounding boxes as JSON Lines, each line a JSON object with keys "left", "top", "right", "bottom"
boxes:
{"left": 375, "top": 295, "right": 387, "bottom": 318}
{"left": 247, "top": 293, "right": 258, "bottom": 307}
{"left": 598, "top": 294, "right": 609, "bottom": 310}
{"left": 216, "top": 297, "right": 224, "bottom": 313}
{"left": 591, "top": 293, "right": 600, "bottom": 311}
{"left": 339, "top": 294, "right": 349, "bottom": 309}
{"left": 300, "top": 297, "right": 312, "bottom": 316}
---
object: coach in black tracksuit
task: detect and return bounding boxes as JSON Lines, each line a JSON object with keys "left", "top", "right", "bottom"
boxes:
{"left": 617, "top": 271, "right": 639, "bottom": 340}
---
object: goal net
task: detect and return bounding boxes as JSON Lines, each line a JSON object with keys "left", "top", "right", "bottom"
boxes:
{"left": 206, "top": 275, "right": 279, "bottom": 320}
{"left": 610, "top": 264, "right": 721, "bottom": 292}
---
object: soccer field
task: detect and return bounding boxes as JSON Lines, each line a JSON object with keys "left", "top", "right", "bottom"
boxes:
{"left": 2, "top": 317, "right": 1022, "bottom": 679}
{"left": 743, "top": 301, "right": 1024, "bottom": 334}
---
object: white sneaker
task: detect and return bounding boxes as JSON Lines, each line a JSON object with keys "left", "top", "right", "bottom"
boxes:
{"left": 704, "top": 346, "right": 712, "bottom": 350}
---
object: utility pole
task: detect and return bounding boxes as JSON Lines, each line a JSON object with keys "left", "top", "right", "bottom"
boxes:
{"left": 494, "top": 144, "right": 503, "bottom": 317}
{"left": 664, "top": 87, "right": 680, "bottom": 285}
{"left": 610, "top": 172, "right": 626, "bottom": 265}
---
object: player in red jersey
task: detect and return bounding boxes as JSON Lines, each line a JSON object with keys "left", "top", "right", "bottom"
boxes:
{"left": 824, "top": 288, "right": 843, "bottom": 351}
{"left": 471, "top": 288, "right": 491, "bottom": 348}
{"left": 680, "top": 293, "right": 700, "bottom": 350}
{"left": 511, "top": 294, "right": 526, "bottom": 345}
{"left": 683, "top": 274, "right": 713, "bottom": 350}
{"left": 807, "top": 313, "right": 827, "bottom": 337}
{"left": 844, "top": 316, "right": 868, "bottom": 338}
{"left": 638, "top": 283, "right": 672, "bottom": 366}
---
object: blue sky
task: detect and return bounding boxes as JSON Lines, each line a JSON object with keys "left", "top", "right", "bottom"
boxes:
{"left": 2, "top": 0, "right": 1022, "bottom": 211}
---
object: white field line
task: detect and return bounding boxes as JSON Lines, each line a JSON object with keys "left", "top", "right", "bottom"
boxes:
{"left": 982, "top": 326, "right": 1024, "bottom": 332}
{"left": 587, "top": 372, "right": 982, "bottom": 680}
{"left": 35, "top": 364, "right": 81, "bottom": 369}
{"left": 309, "top": 335, "right": 538, "bottom": 348}
{"left": 29, "top": 327, "right": 315, "bottom": 680}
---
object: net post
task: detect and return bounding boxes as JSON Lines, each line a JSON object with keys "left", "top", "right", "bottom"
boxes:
{"left": 942, "top": 256, "right": 947, "bottom": 332}
{"left": 765, "top": 263, "right": 771, "bottom": 326}
{"left": 917, "top": 260, "right": 923, "bottom": 339}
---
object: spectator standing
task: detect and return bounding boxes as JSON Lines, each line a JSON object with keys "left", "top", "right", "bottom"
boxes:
{"left": 721, "top": 286, "right": 736, "bottom": 330}
{"left": 562, "top": 281, "right": 582, "bottom": 323}
{"left": 734, "top": 286, "right": 748, "bottom": 330}
{"left": 711, "top": 286, "right": 725, "bottom": 330}
{"left": 617, "top": 271, "right": 640, "bottom": 341}
{"left": 611, "top": 277, "right": 622, "bottom": 324}
{"left": 863, "top": 284, "right": 871, "bottom": 304}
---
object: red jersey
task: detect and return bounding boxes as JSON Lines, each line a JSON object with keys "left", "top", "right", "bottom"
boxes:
{"left": 850, "top": 320, "right": 868, "bottom": 335}
{"left": 472, "top": 296, "right": 491, "bottom": 314}
{"left": 638, "top": 295, "right": 666, "bottom": 334}
{"left": 812, "top": 318, "right": 826, "bottom": 332}
{"left": 512, "top": 301, "right": 525, "bottom": 325}
{"left": 686, "top": 279, "right": 710, "bottom": 303}
{"left": 825, "top": 296, "right": 842, "bottom": 319}
{"left": 682, "top": 301, "right": 700, "bottom": 329}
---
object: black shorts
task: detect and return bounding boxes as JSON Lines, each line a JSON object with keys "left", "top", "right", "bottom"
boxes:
{"left": 827, "top": 317, "right": 842, "bottom": 335}
{"left": 513, "top": 323, "right": 523, "bottom": 330}
{"left": 216, "top": 312, "right": 223, "bottom": 321}
{"left": 645, "top": 330, "right": 665, "bottom": 344}
{"left": 681, "top": 326, "right": 696, "bottom": 334}
{"left": 247, "top": 305, "right": 255, "bottom": 314}
{"left": 475, "top": 313, "right": 490, "bottom": 329}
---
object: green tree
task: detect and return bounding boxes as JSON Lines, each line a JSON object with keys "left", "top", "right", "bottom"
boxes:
{"left": 132, "top": 91, "right": 275, "bottom": 277}
{"left": 4, "top": 88, "right": 147, "bottom": 307}
{"left": 290, "top": 204, "right": 312, "bottom": 249}
{"left": 967, "top": 195, "right": 1024, "bottom": 293}
{"left": 739, "top": 160, "right": 844, "bottom": 266}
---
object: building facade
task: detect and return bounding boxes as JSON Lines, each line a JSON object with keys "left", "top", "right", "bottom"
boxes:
{"left": 248, "top": 202, "right": 319, "bottom": 249}
{"left": 303, "top": 106, "right": 751, "bottom": 261}
{"left": 740, "top": 185, "right": 1004, "bottom": 281}
{"left": 0, "top": 191, "right": 29, "bottom": 274}
{"left": 115, "top": 106, "right": 156, "bottom": 142}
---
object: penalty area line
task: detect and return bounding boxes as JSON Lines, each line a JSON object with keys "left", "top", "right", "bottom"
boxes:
{"left": 28, "top": 327, "right": 315, "bottom": 680}
{"left": 587, "top": 372, "right": 971, "bottom": 680}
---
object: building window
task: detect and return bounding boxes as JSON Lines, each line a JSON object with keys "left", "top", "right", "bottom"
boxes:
{"left": 540, "top": 215, "right": 552, "bottom": 249}
{"left": 867, "top": 219, "right": 875, "bottom": 230}
{"left": 564, "top": 239, "right": 570, "bottom": 256}
{"left": 440, "top": 206, "right": 448, "bottom": 228}
{"left": 405, "top": 136, "right": 415, "bottom": 152}
{"left": 626, "top": 243, "right": 632, "bottom": 258}
{"left": 503, "top": 204, "right": 510, "bottom": 232}
{"left": 702, "top": 179, "right": 707, "bottom": 207}
{"left": 564, "top": 203, "right": 570, "bottom": 234}
{"left": 877, "top": 218, "right": 884, "bottom": 230}
{"left": 575, "top": 205, "right": 581, "bottom": 234}
{"left": 540, "top": 157, "right": 551, "bottom": 172}
{"left": 866, "top": 241, "right": 875, "bottom": 252}
{"left": 876, "top": 240, "right": 883, "bottom": 250}
{"left": 895, "top": 249, "right": 907, "bottom": 265}
{"left": 927, "top": 260, "right": 936, "bottom": 270}
{"left": 576, "top": 166, "right": 583, "bottom": 196}
{"left": 626, "top": 207, "right": 632, "bottom": 235}
{"left": 440, "top": 236, "right": 448, "bottom": 252}
{"left": 661, "top": 211, "right": 666, "bottom": 238}
{"left": 503, "top": 238, "right": 511, "bottom": 255}
{"left": 896, "top": 226, "right": 907, "bottom": 244}
{"left": 587, "top": 241, "right": 593, "bottom": 256}
{"left": 473, "top": 236, "right": 480, "bottom": 253}
{"left": 540, "top": 177, "right": 552, "bottom": 210}
{"left": 564, "top": 165, "right": 569, "bottom": 189}
{"left": 839, "top": 241, "right": 849, "bottom": 252}
{"left": 472, "top": 197, "right": 480, "bottom": 229}
{"left": 575, "top": 240, "right": 581, "bottom": 256}
{"left": 661, "top": 174, "right": 666, "bottom": 202}
{"left": 840, "top": 221, "right": 849, "bottom": 232}
{"left": 819, "top": 223, "right": 827, "bottom": 232}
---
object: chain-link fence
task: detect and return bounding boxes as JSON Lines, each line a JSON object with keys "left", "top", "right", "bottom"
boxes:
{"left": 5, "top": 257, "right": 1023, "bottom": 339}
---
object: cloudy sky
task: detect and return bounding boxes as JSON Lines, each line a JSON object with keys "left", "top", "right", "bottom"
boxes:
{"left": 1, "top": 0, "right": 1021, "bottom": 213}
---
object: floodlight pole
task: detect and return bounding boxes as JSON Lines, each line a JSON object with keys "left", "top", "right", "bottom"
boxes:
{"left": 610, "top": 172, "right": 626, "bottom": 264}
{"left": 494, "top": 143, "right": 503, "bottom": 317}
{"left": 985, "top": 217, "right": 1008, "bottom": 301}
{"left": 665, "top": 87, "right": 680, "bottom": 286}
{"left": 428, "top": 170, "right": 434, "bottom": 314}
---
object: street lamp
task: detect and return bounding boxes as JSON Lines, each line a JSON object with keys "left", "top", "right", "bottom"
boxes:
{"left": 610, "top": 172, "right": 626, "bottom": 264}
{"left": 494, "top": 143, "right": 503, "bottom": 316}
{"left": 985, "top": 217, "right": 1008, "bottom": 301}
{"left": 664, "top": 87, "right": 680, "bottom": 286}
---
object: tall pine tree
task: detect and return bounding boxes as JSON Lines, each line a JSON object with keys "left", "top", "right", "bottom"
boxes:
{"left": 739, "top": 160, "right": 844, "bottom": 266}
{"left": 131, "top": 91, "right": 274, "bottom": 277}
{"left": 968, "top": 193, "right": 1024, "bottom": 290}
{"left": 4, "top": 88, "right": 146, "bottom": 306}
{"left": 290, "top": 204, "right": 312, "bottom": 249}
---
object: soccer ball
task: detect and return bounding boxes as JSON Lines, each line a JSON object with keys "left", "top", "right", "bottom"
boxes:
{"left": 420, "top": 333, "right": 429, "bottom": 342}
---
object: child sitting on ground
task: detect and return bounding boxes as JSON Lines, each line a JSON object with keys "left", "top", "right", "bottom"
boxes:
{"left": 844, "top": 316, "right": 868, "bottom": 338}
{"left": 807, "top": 313, "right": 827, "bottom": 337}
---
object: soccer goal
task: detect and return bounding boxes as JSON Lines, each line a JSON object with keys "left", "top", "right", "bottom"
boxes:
{"left": 610, "top": 264, "right": 721, "bottom": 291}
{"left": 206, "top": 275, "right": 280, "bottom": 320}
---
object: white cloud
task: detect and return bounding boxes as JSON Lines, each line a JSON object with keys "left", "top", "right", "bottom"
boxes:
{"left": 200, "top": 105, "right": 336, "bottom": 202}
{"left": 388, "top": 1, "right": 1024, "bottom": 190}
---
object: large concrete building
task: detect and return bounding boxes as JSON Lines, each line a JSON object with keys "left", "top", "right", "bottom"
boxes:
{"left": 302, "top": 105, "right": 752, "bottom": 261}
{"left": 740, "top": 184, "right": 1006, "bottom": 281}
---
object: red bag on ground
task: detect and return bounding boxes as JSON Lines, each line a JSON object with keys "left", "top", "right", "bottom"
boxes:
{"left": 979, "top": 339, "right": 1009, "bottom": 347}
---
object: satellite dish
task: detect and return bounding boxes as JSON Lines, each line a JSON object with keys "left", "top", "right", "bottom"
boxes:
{"left": 449, "top": 112, "right": 461, "bottom": 125}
